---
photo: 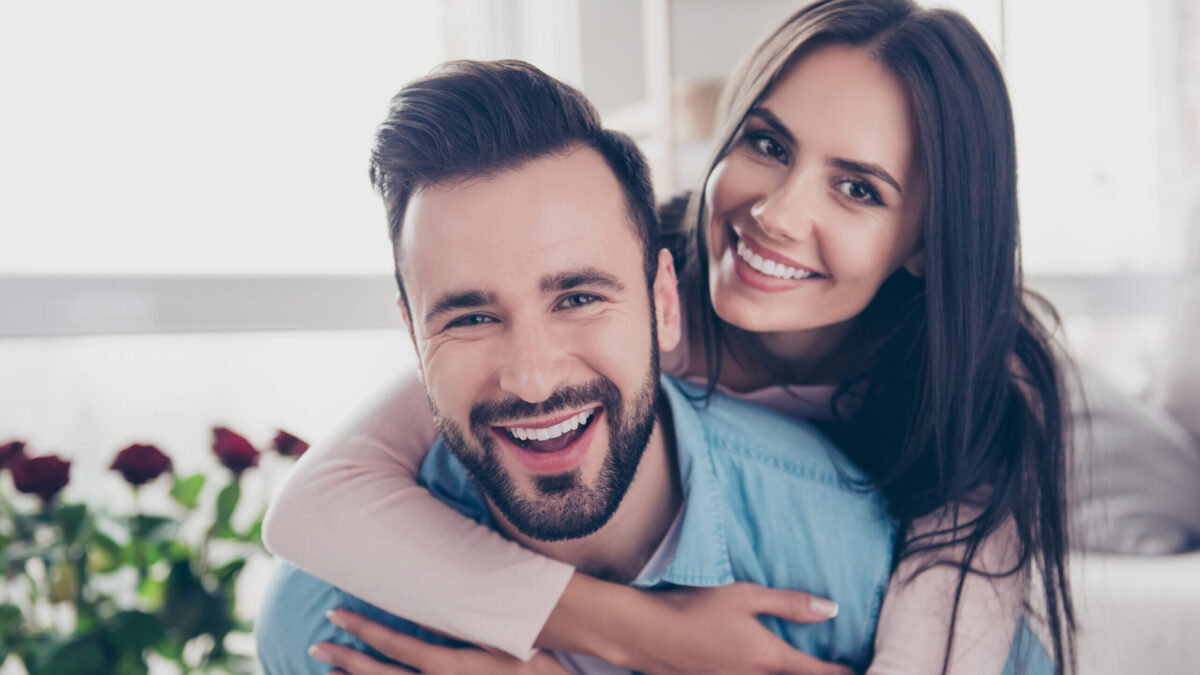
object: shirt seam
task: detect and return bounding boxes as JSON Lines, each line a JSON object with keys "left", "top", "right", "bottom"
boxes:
{"left": 704, "top": 431, "right": 876, "bottom": 497}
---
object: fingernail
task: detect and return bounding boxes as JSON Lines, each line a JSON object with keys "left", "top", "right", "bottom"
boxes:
{"left": 325, "top": 610, "right": 347, "bottom": 628}
{"left": 308, "top": 644, "right": 332, "bottom": 662}
{"left": 810, "top": 597, "right": 838, "bottom": 618}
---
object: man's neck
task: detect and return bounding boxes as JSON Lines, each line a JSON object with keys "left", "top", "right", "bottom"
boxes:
{"left": 490, "top": 406, "right": 682, "bottom": 584}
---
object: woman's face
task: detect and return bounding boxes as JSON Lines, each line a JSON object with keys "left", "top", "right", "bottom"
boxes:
{"left": 704, "top": 43, "right": 925, "bottom": 348}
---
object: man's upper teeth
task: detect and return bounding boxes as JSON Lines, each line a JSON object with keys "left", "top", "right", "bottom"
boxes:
{"left": 737, "top": 240, "right": 813, "bottom": 279}
{"left": 507, "top": 409, "right": 594, "bottom": 442}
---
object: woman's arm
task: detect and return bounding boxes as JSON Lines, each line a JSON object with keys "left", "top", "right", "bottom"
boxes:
{"left": 262, "top": 372, "right": 846, "bottom": 670}
{"left": 868, "top": 509, "right": 1025, "bottom": 675}
{"left": 261, "top": 373, "right": 574, "bottom": 659}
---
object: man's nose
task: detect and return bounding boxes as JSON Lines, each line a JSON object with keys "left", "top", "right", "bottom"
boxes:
{"left": 496, "top": 321, "right": 571, "bottom": 404}
{"left": 749, "top": 171, "right": 816, "bottom": 242}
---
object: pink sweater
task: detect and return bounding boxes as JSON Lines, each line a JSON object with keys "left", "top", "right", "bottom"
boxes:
{"left": 262, "top": 336, "right": 1025, "bottom": 673}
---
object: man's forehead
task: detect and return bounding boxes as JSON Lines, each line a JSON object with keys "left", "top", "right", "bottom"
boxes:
{"left": 399, "top": 147, "right": 644, "bottom": 306}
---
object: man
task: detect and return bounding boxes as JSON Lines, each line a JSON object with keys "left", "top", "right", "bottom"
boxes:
{"left": 256, "top": 60, "right": 1045, "bottom": 674}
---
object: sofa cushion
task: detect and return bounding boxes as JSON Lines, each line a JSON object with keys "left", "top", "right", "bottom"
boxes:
{"left": 1156, "top": 267, "right": 1200, "bottom": 441}
{"left": 1069, "top": 370, "right": 1200, "bottom": 554}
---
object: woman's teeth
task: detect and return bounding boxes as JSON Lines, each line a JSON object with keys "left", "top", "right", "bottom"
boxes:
{"left": 736, "top": 240, "right": 815, "bottom": 280}
{"left": 506, "top": 409, "right": 594, "bottom": 442}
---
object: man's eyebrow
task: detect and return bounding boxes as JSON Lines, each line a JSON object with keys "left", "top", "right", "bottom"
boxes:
{"left": 830, "top": 158, "right": 902, "bottom": 194}
{"left": 748, "top": 107, "right": 903, "bottom": 194}
{"left": 540, "top": 268, "right": 627, "bottom": 294}
{"left": 423, "top": 290, "right": 497, "bottom": 327}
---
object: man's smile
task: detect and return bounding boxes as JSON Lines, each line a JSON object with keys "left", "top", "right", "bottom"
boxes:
{"left": 499, "top": 407, "right": 599, "bottom": 447}
{"left": 490, "top": 407, "right": 605, "bottom": 473}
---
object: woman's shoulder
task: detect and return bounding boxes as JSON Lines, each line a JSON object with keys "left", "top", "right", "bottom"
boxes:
{"left": 903, "top": 492, "right": 1022, "bottom": 577}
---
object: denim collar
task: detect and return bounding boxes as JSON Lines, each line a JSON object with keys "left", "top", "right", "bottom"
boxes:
{"left": 631, "top": 376, "right": 735, "bottom": 589}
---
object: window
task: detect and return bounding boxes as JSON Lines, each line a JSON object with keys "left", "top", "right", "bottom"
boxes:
{"left": 2, "top": 0, "right": 1192, "bottom": 459}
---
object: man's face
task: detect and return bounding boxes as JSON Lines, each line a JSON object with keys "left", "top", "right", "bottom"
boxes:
{"left": 399, "top": 147, "right": 680, "bottom": 542}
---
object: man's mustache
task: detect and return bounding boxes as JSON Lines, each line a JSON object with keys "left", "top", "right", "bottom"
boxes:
{"left": 469, "top": 379, "right": 620, "bottom": 428}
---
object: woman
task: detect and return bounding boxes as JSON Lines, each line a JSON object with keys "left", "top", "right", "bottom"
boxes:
{"left": 265, "top": 1, "right": 1075, "bottom": 672}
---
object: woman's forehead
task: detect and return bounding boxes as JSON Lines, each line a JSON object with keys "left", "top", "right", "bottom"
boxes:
{"left": 758, "top": 43, "right": 917, "bottom": 180}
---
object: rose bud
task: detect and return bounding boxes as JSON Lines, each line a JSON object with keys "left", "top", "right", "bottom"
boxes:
{"left": 0, "top": 440, "right": 27, "bottom": 469}
{"left": 110, "top": 443, "right": 173, "bottom": 486}
{"left": 11, "top": 454, "right": 71, "bottom": 504}
{"left": 212, "top": 427, "right": 260, "bottom": 476}
{"left": 271, "top": 430, "right": 309, "bottom": 458}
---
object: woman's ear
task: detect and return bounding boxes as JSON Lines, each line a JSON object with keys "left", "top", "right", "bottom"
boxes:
{"left": 653, "top": 248, "right": 682, "bottom": 352}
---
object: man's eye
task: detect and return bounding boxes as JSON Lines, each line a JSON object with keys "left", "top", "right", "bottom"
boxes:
{"left": 557, "top": 293, "right": 600, "bottom": 310}
{"left": 835, "top": 178, "right": 884, "bottom": 206}
{"left": 446, "top": 314, "right": 496, "bottom": 328}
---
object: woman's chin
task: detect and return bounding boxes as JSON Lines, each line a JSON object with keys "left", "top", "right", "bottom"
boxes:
{"left": 710, "top": 293, "right": 776, "bottom": 334}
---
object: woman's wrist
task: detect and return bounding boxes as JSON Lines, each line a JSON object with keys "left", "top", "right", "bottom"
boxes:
{"left": 534, "top": 572, "right": 649, "bottom": 669}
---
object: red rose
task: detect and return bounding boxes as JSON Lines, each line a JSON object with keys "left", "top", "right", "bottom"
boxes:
{"left": 111, "top": 443, "right": 173, "bottom": 486}
{"left": 271, "top": 430, "right": 309, "bottom": 458}
{"left": 212, "top": 427, "right": 260, "bottom": 476}
{"left": 11, "top": 454, "right": 71, "bottom": 503}
{"left": 0, "top": 440, "right": 27, "bottom": 469}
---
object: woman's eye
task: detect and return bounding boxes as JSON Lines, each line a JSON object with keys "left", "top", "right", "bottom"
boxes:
{"left": 835, "top": 179, "right": 883, "bottom": 205}
{"left": 446, "top": 314, "right": 495, "bottom": 328}
{"left": 558, "top": 293, "right": 600, "bottom": 310}
{"left": 749, "top": 133, "right": 787, "bottom": 162}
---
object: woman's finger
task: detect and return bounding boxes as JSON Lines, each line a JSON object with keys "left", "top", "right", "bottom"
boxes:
{"left": 327, "top": 609, "right": 460, "bottom": 672}
{"left": 751, "top": 586, "right": 839, "bottom": 624}
{"left": 308, "top": 641, "right": 409, "bottom": 675}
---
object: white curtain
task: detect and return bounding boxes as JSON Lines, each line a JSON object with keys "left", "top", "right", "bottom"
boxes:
{"left": 1157, "top": 0, "right": 1200, "bottom": 439}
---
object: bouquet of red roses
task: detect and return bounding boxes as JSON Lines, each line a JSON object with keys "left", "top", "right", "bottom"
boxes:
{"left": 0, "top": 427, "right": 308, "bottom": 675}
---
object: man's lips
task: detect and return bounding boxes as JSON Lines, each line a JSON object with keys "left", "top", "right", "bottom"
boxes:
{"left": 490, "top": 407, "right": 603, "bottom": 473}
{"left": 491, "top": 406, "right": 597, "bottom": 438}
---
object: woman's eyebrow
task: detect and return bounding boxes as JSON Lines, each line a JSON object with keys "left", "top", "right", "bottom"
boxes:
{"left": 749, "top": 107, "right": 903, "bottom": 194}
{"left": 830, "top": 158, "right": 902, "bottom": 193}
{"left": 746, "top": 108, "right": 796, "bottom": 145}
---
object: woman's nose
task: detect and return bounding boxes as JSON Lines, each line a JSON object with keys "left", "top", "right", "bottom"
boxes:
{"left": 750, "top": 173, "right": 815, "bottom": 242}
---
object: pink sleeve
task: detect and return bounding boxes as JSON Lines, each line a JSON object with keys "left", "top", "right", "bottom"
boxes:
{"left": 868, "top": 507, "right": 1025, "bottom": 675}
{"left": 260, "top": 373, "right": 575, "bottom": 660}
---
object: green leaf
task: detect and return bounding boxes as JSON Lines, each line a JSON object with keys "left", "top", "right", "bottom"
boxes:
{"left": 112, "top": 651, "right": 150, "bottom": 675}
{"left": 0, "top": 541, "right": 42, "bottom": 568}
{"left": 32, "top": 633, "right": 112, "bottom": 675}
{"left": 165, "top": 540, "right": 192, "bottom": 563}
{"left": 214, "top": 482, "right": 241, "bottom": 530}
{"left": 170, "top": 474, "right": 206, "bottom": 510}
{"left": 132, "top": 515, "right": 176, "bottom": 542}
{"left": 242, "top": 509, "right": 266, "bottom": 545}
{"left": 153, "top": 636, "right": 182, "bottom": 661}
{"left": 124, "top": 539, "right": 163, "bottom": 571}
{"left": 52, "top": 503, "right": 89, "bottom": 543}
{"left": 211, "top": 558, "right": 246, "bottom": 588}
{"left": 47, "top": 560, "right": 77, "bottom": 604}
{"left": 11, "top": 511, "right": 39, "bottom": 540}
{"left": 138, "top": 577, "right": 165, "bottom": 609}
{"left": 161, "top": 560, "right": 209, "bottom": 642}
{"left": 0, "top": 603, "right": 23, "bottom": 638}
{"left": 88, "top": 531, "right": 124, "bottom": 574}
{"left": 108, "top": 610, "right": 164, "bottom": 652}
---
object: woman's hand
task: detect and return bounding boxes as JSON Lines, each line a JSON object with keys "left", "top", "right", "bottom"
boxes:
{"left": 309, "top": 609, "right": 570, "bottom": 675}
{"left": 539, "top": 575, "right": 853, "bottom": 675}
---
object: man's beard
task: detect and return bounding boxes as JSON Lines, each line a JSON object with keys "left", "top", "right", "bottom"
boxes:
{"left": 436, "top": 360, "right": 659, "bottom": 543}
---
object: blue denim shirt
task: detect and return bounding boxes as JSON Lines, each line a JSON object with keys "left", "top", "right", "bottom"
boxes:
{"left": 257, "top": 376, "right": 1050, "bottom": 674}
